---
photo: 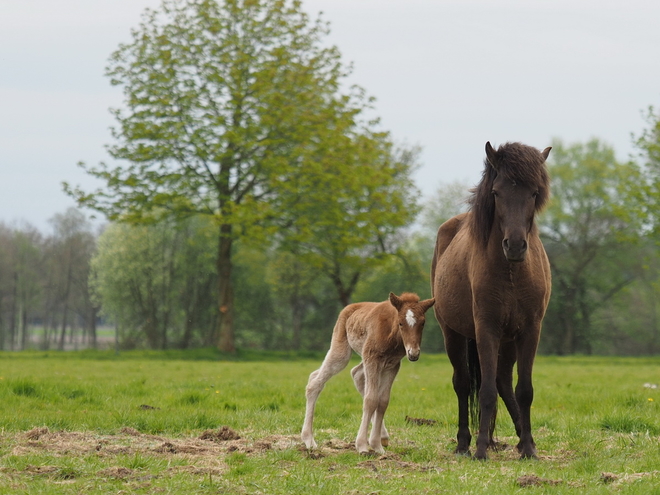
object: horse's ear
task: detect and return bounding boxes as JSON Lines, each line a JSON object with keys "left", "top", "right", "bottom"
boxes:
{"left": 420, "top": 298, "right": 435, "bottom": 313}
{"left": 389, "top": 292, "right": 402, "bottom": 310}
{"left": 485, "top": 141, "right": 497, "bottom": 169}
{"left": 541, "top": 146, "right": 552, "bottom": 161}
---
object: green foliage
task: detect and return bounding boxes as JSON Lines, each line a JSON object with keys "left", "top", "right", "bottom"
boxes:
{"left": 91, "top": 215, "right": 218, "bottom": 348}
{"left": 64, "top": 0, "right": 419, "bottom": 352}
{"left": 2, "top": 352, "right": 660, "bottom": 493}
{"left": 538, "top": 138, "right": 646, "bottom": 354}
{"left": 633, "top": 105, "right": 660, "bottom": 235}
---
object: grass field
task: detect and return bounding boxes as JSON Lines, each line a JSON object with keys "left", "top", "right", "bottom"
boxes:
{"left": 1, "top": 350, "right": 660, "bottom": 494}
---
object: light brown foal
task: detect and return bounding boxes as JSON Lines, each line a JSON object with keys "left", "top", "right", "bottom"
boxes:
{"left": 301, "top": 292, "right": 434, "bottom": 454}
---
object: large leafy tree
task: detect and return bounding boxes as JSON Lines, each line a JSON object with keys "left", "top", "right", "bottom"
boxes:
{"left": 64, "top": 0, "right": 390, "bottom": 352}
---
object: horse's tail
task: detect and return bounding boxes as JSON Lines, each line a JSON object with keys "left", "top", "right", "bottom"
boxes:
{"left": 466, "top": 337, "right": 497, "bottom": 438}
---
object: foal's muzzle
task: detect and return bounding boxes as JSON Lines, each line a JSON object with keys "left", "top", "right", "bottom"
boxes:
{"left": 407, "top": 349, "right": 420, "bottom": 362}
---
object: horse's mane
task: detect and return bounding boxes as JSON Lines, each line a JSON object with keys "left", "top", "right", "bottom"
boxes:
{"left": 468, "top": 142, "right": 550, "bottom": 247}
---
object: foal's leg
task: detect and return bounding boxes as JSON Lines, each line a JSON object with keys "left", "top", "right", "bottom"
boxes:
{"left": 514, "top": 330, "right": 541, "bottom": 459}
{"left": 443, "top": 328, "right": 472, "bottom": 455}
{"left": 301, "top": 337, "right": 352, "bottom": 449}
{"left": 368, "top": 362, "right": 400, "bottom": 452}
{"left": 352, "top": 363, "right": 389, "bottom": 446}
{"left": 355, "top": 359, "right": 385, "bottom": 454}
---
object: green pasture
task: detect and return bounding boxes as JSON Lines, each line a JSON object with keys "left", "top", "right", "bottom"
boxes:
{"left": 1, "top": 351, "right": 660, "bottom": 494}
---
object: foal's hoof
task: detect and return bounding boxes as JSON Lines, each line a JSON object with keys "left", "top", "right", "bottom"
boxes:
{"left": 380, "top": 438, "right": 389, "bottom": 447}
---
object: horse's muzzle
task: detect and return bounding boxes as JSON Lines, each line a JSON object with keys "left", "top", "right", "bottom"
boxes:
{"left": 502, "top": 238, "right": 527, "bottom": 262}
{"left": 407, "top": 349, "right": 420, "bottom": 362}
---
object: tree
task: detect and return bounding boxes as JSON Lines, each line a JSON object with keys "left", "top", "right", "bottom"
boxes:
{"left": 64, "top": 0, "right": 396, "bottom": 352}
{"left": 419, "top": 179, "right": 471, "bottom": 235}
{"left": 538, "top": 138, "right": 644, "bottom": 354}
{"left": 276, "top": 140, "right": 421, "bottom": 306}
{"left": 45, "top": 208, "right": 97, "bottom": 350}
{"left": 91, "top": 217, "right": 218, "bottom": 349}
{"left": 634, "top": 105, "right": 660, "bottom": 235}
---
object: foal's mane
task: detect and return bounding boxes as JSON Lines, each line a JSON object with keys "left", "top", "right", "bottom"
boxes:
{"left": 468, "top": 142, "right": 550, "bottom": 247}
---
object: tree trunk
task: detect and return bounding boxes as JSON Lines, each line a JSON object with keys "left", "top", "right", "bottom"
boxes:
{"left": 20, "top": 306, "right": 28, "bottom": 350}
{"left": 10, "top": 271, "right": 18, "bottom": 350}
{"left": 89, "top": 306, "right": 97, "bottom": 349}
{"left": 217, "top": 223, "right": 235, "bottom": 353}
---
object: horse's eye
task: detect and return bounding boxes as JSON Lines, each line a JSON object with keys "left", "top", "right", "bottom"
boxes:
{"left": 491, "top": 190, "right": 498, "bottom": 197}
{"left": 532, "top": 191, "right": 539, "bottom": 199}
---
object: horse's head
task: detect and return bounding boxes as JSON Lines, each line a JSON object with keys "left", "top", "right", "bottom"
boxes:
{"left": 389, "top": 292, "right": 435, "bottom": 361}
{"left": 485, "top": 142, "right": 551, "bottom": 262}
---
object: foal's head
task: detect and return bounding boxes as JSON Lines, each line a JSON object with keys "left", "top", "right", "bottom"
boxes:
{"left": 470, "top": 142, "right": 551, "bottom": 262}
{"left": 389, "top": 292, "right": 435, "bottom": 361}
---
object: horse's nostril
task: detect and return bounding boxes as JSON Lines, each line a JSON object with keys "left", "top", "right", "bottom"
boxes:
{"left": 502, "top": 239, "right": 509, "bottom": 250}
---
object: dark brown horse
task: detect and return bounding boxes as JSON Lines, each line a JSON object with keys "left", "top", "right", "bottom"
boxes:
{"left": 431, "top": 142, "right": 552, "bottom": 460}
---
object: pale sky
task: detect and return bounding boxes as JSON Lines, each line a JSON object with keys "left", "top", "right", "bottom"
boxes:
{"left": 2, "top": 0, "right": 659, "bottom": 232}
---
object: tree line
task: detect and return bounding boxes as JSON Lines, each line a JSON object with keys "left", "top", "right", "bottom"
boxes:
{"left": 4, "top": 129, "right": 660, "bottom": 356}
{"left": 3, "top": 0, "right": 660, "bottom": 354}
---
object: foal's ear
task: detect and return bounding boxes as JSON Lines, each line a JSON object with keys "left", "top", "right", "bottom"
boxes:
{"left": 420, "top": 298, "right": 435, "bottom": 313}
{"left": 541, "top": 146, "right": 552, "bottom": 161}
{"left": 485, "top": 141, "right": 497, "bottom": 168}
{"left": 389, "top": 292, "right": 403, "bottom": 310}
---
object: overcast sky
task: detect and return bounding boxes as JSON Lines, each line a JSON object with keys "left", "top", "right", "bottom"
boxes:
{"left": 2, "top": 0, "right": 659, "bottom": 232}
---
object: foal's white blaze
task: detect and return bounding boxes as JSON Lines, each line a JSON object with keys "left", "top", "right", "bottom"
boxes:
{"left": 405, "top": 310, "right": 416, "bottom": 327}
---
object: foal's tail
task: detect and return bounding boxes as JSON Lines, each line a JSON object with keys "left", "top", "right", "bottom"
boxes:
{"left": 466, "top": 338, "right": 497, "bottom": 437}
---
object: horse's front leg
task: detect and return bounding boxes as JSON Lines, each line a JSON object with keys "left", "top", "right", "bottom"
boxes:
{"left": 368, "top": 361, "right": 400, "bottom": 451}
{"left": 515, "top": 328, "right": 541, "bottom": 459}
{"left": 356, "top": 360, "right": 383, "bottom": 454}
{"left": 496, "top": 341, "right": 521, "bottom": 439}
{"left": 474, "top": 328, "right": 500, "bottom": 461}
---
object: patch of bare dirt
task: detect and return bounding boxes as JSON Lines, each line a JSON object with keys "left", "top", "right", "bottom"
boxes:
{"left": 8, "top": 427, "right": 302, "bottom": 471}
{"left": 357, "top": 453, "right": 442, "bottom": 474}
{"left": 405, "top": 416, "right": 437, "bottom": 426}
{"left": 199, "top": 426, "right": 240, "bottom": 442}
{"left": 600, "top": 471, "right": 660, "bottom": 487}
{"left": 517, "top": 474, "right": 563, "bottom": 487}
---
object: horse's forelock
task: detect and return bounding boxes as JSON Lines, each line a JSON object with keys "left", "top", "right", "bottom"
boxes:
{"left": 398, "top": 292, "right": 420, "bottom": 304}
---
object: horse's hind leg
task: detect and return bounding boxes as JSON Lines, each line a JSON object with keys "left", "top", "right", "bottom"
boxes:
{"left": 443, "top": 328, "right": 472, "bottom": 455}
{"left": 352, "top": 363, "right": 389, "bottom": 447}
{"left": 301, "top": 337, "right": 352, "bottom": 449}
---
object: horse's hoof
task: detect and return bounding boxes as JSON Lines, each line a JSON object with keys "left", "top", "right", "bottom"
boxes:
{"left": 472, "top": 450, "right": 488, "bottom": 461}
{"left": 454, "top": 448, "right": 471, "bottom": 458}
